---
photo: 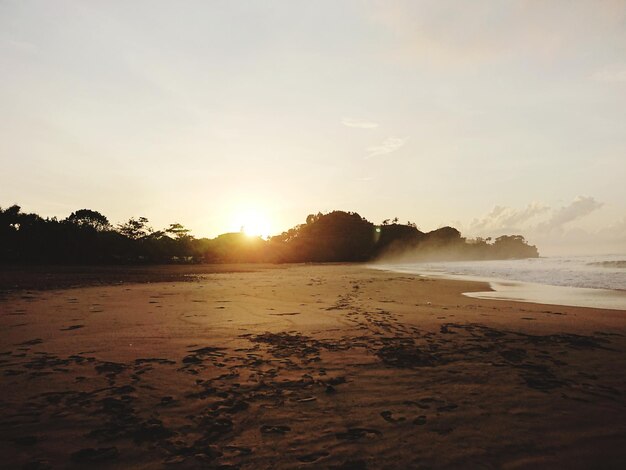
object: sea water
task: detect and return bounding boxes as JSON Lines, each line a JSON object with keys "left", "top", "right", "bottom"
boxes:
{"left": 373, "top": 254, "right": 626, "bottom": 311}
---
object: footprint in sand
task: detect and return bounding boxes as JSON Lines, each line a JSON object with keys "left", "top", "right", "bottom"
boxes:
{"left": 60, "top": 324, "right": 84, "bottom": 331}
{"left": 260, "top": 424, "right": 291, "bottom": 434}
{"left": 436, "top": 404, "right": 458, "bottom": 412}
{"left": 330, "top": 459, "right": 368, "bottom": 470}
{"left": 298, "top": 451, "right": 330, "bottom": 462}
{"left": 380, "top": 410, "right": 406, "bottom": 423}
{"left": 413, "top": 415, "right": 427, "bottom": 425}
{"left": 158, "top": 396, "right": 175, "bottom": 406}
{"left": 16, "top": 338, "right": 43, "bottom": 346}
{"left": 335, "top": 428, "right": 382, "bottom": 440}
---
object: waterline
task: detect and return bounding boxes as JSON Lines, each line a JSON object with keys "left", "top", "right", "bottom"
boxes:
{"left": 372, "top": 256, "right": 626, "bottom": 311}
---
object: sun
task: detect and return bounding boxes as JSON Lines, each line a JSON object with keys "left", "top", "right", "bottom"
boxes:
{"left": 236, "top": 210, "right": 272, "bottom": 239}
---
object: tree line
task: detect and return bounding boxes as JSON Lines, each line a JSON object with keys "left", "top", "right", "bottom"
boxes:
{"left": 0, "top": 205, "right": 538, "bottom": 265}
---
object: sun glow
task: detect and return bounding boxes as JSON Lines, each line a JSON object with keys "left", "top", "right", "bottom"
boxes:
{"left": 235, "top": 210, "right": 272, "bottom": 239}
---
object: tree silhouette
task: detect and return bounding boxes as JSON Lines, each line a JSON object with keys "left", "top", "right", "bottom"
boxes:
{"left": 66, "top": 209, "right": 110, "bottom": 231}
{"left": 166, "top": 223, "right": 191, "bottom": 240}
{"left": 0, "top": 205, "right": 540, "bottom": 265}
{"left": 117, "top": 217, "right": 151, "bottom": 240}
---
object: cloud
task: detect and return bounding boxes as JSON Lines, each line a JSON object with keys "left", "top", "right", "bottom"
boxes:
{"left": 536, "top": 196, "right": 603, "bottom": 233}
{"left": 461, "top": 196, "right": 615, "bottom": 255}
{"left": 591, "top": 65, "right": 626, "bottom": 83}
{"left": 469, "top": 202, "right": 549, "bottom": 233}
{"left": 466, "top": 196, "right": 603, "bottom": 236}
{"left": 342, "top": 117, "right": 379, "bottom": 129}
{"left": 366, "top": 136, "right": 408, "bottom": 158}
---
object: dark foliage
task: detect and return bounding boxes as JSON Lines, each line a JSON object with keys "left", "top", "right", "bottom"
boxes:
{"left": 269, "top": 211, "right": 376, "bottom": 262}
{"left": 0, "top": 205, "right": 539, "bottom": 265}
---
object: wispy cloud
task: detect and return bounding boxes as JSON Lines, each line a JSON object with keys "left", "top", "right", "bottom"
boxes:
{"left": 342, "top": 117, "right": 379, "bottom": 129}
{"left": 536, "top": 196, "right": 603, "bottom": 233}
{"left": 466, "top": 196, "right": 604, "bottom": 236}
{"left": 460, "top": 196, "right": 616, "bottom": 254}
{"left": 366, "top": 136, "right": 408, "bottom": 158}
{"left": 469, "top": 202, "right": 549, "bottom": 233}
{"left": 592, "top": 64, "right": 626, "bottom": 82}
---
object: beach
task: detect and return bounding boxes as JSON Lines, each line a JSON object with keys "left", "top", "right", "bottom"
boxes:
{"left": 1, "top": 264, "right": 625, "bottom": 469}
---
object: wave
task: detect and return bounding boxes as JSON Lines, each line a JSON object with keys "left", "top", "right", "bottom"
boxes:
{"left": 587, "top": 260, "right": 626, "bottom": 269}
{"left": 372, "top": 254, "right": 626, "bottom": 310}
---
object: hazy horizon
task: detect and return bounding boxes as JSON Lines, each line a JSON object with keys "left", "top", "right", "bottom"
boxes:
{"left": 2, "top": 1, "right": 625, "bottom": 256}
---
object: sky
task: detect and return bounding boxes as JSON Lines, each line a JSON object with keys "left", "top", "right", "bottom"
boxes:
{"left": 1, "top": 0, "right": 625, "bottom": 255}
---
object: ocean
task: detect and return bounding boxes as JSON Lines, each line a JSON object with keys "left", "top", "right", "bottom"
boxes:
{"left": 373, "top": 254, "right": 626, "bottom": 311}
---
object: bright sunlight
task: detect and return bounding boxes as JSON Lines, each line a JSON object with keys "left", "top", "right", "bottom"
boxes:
{"left": 234, "top": 209, "right": 272, "bottom": 239}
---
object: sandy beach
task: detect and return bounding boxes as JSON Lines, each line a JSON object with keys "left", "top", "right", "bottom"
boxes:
{"left": 1, "top": 264, "right": 625, "bottom": 469}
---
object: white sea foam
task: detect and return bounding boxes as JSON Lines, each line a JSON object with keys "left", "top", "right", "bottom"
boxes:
{"left": 372, "top": 254, "right": 626, "bottom": 311}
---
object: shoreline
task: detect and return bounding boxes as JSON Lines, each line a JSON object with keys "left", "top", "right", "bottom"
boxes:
{"left": 465, "top": 280, "right": 626, "bottom": 311}
{"left": 5, "top": 261, "right": 626, "bottom": 312}
{"left": 371, "top": 262, "right": 626, "bottom": 312}
{"left": 1, "top": 264, "right": 625, "bottom": 468}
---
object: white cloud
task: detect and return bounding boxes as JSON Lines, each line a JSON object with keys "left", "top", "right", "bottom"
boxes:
{"left": 455, "top": 196, "right": 626, "bottom": 256}
{"left": 461, "top": 196, "right": 621, "bottom": 255}
{"left": 366, "top": 136, "right": 408, "bottom": 158}
{"left": 469, "top": 202, "right": 549, "bottom": 233}
{"left": 341, "top": 117, "right": 379, "bottom": 129}
{"left": 536, "top": 196, "right": 603, "bottom": 233}
{"left": 592, "top": 65, "right": 626, "bottom": 83}
{"left": 467, "top": 196, "right": 603, "bottom": 236}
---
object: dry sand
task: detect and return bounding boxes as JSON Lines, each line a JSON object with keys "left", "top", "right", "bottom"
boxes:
{"left": 1, "top": 264, "right": 625, "bottom": 469}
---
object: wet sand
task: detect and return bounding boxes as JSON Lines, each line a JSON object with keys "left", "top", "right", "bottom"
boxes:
{"left": 1, "top": 264, "right": 625, "bottom": 469}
